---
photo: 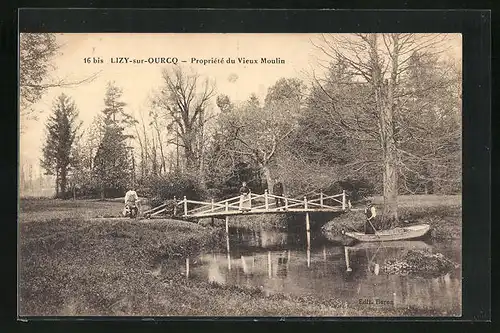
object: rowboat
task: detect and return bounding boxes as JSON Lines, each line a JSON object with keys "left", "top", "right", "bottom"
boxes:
{"left": 350, "top": 240, "right": 432, "bottom": 250}
{"left": 344, "top": 224, "right": 431, "bottom": 242}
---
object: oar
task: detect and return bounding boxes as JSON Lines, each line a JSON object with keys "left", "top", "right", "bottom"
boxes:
{"left": 367, "top": 218, "right": 380, "bottom": 237}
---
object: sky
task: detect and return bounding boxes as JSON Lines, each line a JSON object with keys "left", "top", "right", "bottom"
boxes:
{"left": 19, "top": 33, "right": 462, "bottom": 173}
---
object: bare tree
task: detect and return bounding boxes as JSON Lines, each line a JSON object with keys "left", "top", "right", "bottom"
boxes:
{"left": 152, "top": 66, "right": 216, "bottom": 173}
{"left": 312, "top": 33, "right": 453, "bottom": 224}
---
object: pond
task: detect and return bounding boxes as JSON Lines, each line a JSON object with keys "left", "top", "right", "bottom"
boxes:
{"left": 182, "top": 221, "right": 461, "bottom": 316}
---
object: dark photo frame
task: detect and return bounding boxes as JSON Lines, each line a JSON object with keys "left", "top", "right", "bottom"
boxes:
{"left": 5, "top": 7, "right": 491, "bottom": 329}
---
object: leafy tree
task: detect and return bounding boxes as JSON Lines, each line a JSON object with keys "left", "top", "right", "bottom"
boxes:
{"left": 215, "top": 79, "right": 305, "bottom": 192}
{"left": 396, "top": 52, "right": 461, "bottom": 194}
{"left": 19, "top": 33, "right": 99, "bottom": 127}
{"left": 93, "top": 82, "right": 135, "bottom": 199}
{"left": 40, "top": 93, "right": 82, "bottom": 197}
{"left": 216, "top": 94, "right": 234, "bottom": 113}
{"left": 287, "top": 58, "right": 382, "bottom": 196}
{"left": 20, "top": 33, "right": 59, "bottom": 119}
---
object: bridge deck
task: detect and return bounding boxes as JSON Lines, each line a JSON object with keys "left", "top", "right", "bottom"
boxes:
{"left": 188, "top": 207, "right": 345, "bottom": 218}
{"left": 144, "top": 190, "right": 354, "bottom": 219}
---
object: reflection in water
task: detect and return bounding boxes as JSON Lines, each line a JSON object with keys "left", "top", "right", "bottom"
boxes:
{"left": 306, "top": 230, "right": 311, "bottom": 268}
{"left": 241, "top": 255, "right": 248, "bottom": 273}
{"left": 185, "top": 223, "right": 460, "bottom": 315}
{"left": 207, "top": 257, "right": 226, "bottom": 284}
{"left": 277, "top": 251, "right": 289, "bottom": 278}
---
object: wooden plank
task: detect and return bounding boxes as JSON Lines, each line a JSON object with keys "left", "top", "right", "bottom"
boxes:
{"left": 142, "top": 202, "right": 167, "bottom": 214}
{"left": 151, "top": 209, "right": 166, "bottom": 216}
{"left": 185, "top": 199, "right": 228, "bottom": 207}
{"left": 267, "top": 194, "right": 304, "bottom": 204}
{"left": 189, "top": 207, "right": 344, "bottom": 218}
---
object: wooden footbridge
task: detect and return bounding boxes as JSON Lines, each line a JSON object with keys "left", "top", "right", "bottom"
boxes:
{"left": 144, "top": 190, "right": 351, "bottom": 220}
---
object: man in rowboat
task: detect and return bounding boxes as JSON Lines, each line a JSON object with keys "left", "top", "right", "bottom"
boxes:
{"left": 364, "top": 201, "right": 377, "bottom": 234}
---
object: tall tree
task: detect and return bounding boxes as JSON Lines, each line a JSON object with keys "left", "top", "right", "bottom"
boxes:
{"left": 313, "top": 33, "right": 452, "bottom": 225}
{"left": 93, "top": 82, "right": 135, "bottom": 199}
{"left": 40, "top": 93, "right": 82, "bottom": 197}
{"left": 152, "top": 66, "right": 216, "bottom": 172}
{"left": 396, "top": 52, "right": 462, "bottom": 194}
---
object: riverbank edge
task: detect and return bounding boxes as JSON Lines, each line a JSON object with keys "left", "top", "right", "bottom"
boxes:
{"left": 19, "top": 216, "right": 452, "bottom": 316}
{"left": 18, "top": 194, "right": 461, "bottom": 317}
{"left": 321, "top": 205, "right": 462, "bottom": 244}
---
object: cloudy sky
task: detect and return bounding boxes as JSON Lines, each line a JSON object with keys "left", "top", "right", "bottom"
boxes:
{"left": 19, "top": 33, "right": 461, "bottom": 172}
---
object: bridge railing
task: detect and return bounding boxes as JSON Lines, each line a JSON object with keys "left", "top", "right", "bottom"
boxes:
{"left": 174, "top": 189, "right": 348, "bottom": 218}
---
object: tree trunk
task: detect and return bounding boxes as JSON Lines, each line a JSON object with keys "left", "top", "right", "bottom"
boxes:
{"left": 184, "top": 143, "right": 196, "bottom": 171}
{"left": 154, "top": 124, "right": 166, "bottom": 175}
{"left": 370, "top": 34, "right": 398, "bottom": 227}
{"left": 60, "top": 167, "right": 68, "bottom": 196}
{"left": 382, "top": 35, "right": 400, "bottom": 226}
{"left": 131, "top": 153, "right": 136, "bottom": 187}
{"left": 382, "top": 144, "right": 399, "bottom": 225}
{"left": 261, "top": 164, "right": 273, "bottom": 192}
{"left": 55, "top": 168, "right": 59, "bottom": 197}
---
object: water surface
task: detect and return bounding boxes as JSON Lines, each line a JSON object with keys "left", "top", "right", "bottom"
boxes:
{"left": 184, "top": 222, "right": 461, "bottom": 316}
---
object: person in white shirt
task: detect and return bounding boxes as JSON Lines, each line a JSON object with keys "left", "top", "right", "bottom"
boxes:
{"left": 364, "top": 202, "right": 377, "bottom": 234}
{"left": 124, "top": 189, "right": 139, "bottom": 205}
{"left": 123, "top": 189, "right": 140, "bottom": 217}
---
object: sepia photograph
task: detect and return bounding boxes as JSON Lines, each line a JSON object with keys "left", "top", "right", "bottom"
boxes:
{"left": 18, "top": 32, "right": 462, "bottom": 317}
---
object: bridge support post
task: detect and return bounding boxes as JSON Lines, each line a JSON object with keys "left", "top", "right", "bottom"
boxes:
{"left": 304, "top": 196, "right": 310, "bottom": 233}
{"left": 320, "top": 192, "right": 324, "bottom": 207}
{"left": 211, "top": 199, "right": 215, "bottom": 212}
{"left": 173, "top": 196, "right": 177, "bottom": 216}
{"left": 265, "top": 189, "right": 269, "bottom": 210}
{"left": 342, "top": 190, "right": 346, "bottom": 210}
{"left": 225, "top": 216, "right": 229, "bottom": 234}
{"left": 183, "top": 196, "right": 187, "bottom": 216}
{"left": 284, "top": 195, "right": 288, "bottom": 210}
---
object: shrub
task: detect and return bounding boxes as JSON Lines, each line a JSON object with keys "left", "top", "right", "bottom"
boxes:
{"left": 322, "top": 178, "right": 375, "bottom": 202}
{"left": 146, "top": 172, "right": 208, "bottom": 208}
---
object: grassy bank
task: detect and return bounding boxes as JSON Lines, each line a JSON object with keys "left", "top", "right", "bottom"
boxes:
{"left": 18, "top": 211, "right": 440, "bottom": 316}
{"left": 322, "top": 195, "right": 461, "bottom": 243}
{"left": 19, "top": 198, "right": 152, "bottom": 223}
{"left": 18, "top": 197, "right": 459, "bottom": 316}
{"left": 19, "top": 213, "right": 227, "bottom": 316}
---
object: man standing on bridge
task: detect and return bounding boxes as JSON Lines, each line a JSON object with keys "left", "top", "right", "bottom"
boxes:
{"left": 272, "top": 178, "right": 285, "bottom": 209}
{"left": 239, "top": 182, "right": 251, "bottom": 212}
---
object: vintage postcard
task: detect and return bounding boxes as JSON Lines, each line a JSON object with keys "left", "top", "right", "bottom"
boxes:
{"left": 18, "top": 32, "right": 462, "bottom": 317}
